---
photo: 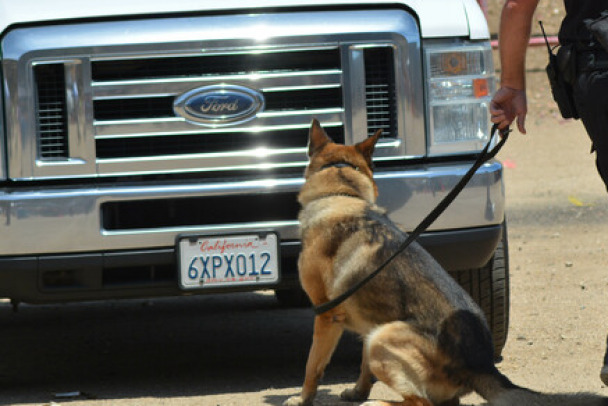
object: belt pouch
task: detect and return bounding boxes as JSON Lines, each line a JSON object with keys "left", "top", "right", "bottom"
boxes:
{"left": 587, "top": 12, "right": 608, "bottom": 52}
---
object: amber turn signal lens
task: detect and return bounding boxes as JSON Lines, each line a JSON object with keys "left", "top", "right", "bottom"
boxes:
{"left": 473, "top": 78, "right": 489, "bottom": 98}
{"left": 441, "top": 52, "right": 467, "bottom": 75}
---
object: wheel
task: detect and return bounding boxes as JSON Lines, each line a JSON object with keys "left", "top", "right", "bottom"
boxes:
{"left": 274, "top": 286, "right": 311, "bottom": 308}
{"left": 449, "top": 226, "right": 510, "bottom": 359}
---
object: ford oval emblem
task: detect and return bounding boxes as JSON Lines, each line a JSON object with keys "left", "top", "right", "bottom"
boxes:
{"left": 173, "top": 84, "right": 265, "bottom": 126}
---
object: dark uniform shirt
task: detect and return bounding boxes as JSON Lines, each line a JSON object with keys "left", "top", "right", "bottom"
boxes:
{"left": 559, "top": 0, "right": 608, "bottom": 44}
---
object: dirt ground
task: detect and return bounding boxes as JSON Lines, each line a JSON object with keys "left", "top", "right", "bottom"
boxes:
{"left": 2, "top": 3, "right": 608, "bottom": 406}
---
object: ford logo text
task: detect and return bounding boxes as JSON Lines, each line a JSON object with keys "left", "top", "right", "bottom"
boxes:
{"left": 173, "top": 84, "right": 264, "bottom": 126}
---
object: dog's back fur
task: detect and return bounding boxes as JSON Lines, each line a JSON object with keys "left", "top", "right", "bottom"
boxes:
{"left": 284, "top": 120, "right": 608, "bottom": 406}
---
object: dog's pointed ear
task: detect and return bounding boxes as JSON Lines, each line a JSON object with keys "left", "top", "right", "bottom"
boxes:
{"left": 356, "top": 129, "right": 382, "bottom": 162}
{"left": 308, "top": 119, "right": 332, "bottom": 157}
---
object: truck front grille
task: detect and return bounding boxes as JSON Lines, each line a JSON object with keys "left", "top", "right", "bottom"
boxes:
{"left": 89, "top": 47, "right": 348, "bottom": 169}
{"left": 3, "top": 10, "right": 422, "bottom": 180}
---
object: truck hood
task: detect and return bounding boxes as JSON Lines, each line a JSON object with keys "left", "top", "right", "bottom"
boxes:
{"left": 0, "top": 0, "right": 489, "bottom": 39}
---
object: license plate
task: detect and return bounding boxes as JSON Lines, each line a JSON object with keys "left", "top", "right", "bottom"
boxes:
{"left": 178, "top": 233, "right": 279, "bottom": 290}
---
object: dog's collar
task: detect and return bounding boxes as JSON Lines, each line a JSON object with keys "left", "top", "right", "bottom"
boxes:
{"left": 317, "top": 192, "right": 361, "bottom": 200}
{"left": 319, "top": 162, "right": 360, "bottom": 172}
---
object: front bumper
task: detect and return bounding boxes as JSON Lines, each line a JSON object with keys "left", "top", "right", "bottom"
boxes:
{"left": 0, "top": 160, "right": 504, "bottom": 303}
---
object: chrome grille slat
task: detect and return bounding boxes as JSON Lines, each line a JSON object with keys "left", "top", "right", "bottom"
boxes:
{"left": 95, "top": 125, "right": 346, "bottom": 165}
{"left": 92, "top": 70, "right": 343, "bottom": 100}
{"left": 91, "top": 47, "right": 341, "bottom": 81}
{"left": 92, "top": 86, "right": 343, "bottom": 121}
{"left": 94, "top": 110, "right": 344, "bottom": 139}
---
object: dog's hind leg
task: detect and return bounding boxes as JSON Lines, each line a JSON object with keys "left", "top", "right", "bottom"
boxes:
{"left": 341, "top": 341, "right": 374, "bottom": 402}
{"left": 364, "top": 322, "right": 459, "bottom": 406}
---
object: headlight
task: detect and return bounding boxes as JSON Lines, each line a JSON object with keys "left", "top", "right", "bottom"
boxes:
{"left": 425, "top": 41, "right": 495, "bottom": 156}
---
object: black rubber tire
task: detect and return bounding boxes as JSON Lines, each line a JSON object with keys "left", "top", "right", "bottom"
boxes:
{"left": 274, "top": 286, "right": 311, "bottom": 308}
{"left": 449, "top": 226, "right": 510, "bottom": 360}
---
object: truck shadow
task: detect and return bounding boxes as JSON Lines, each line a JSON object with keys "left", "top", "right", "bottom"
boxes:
{"left": 0, "top": 293, "right": 364, "bottom": 405}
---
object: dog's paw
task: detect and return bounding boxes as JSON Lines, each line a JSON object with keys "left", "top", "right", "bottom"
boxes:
{"left": 340, "top": 387, "right": 370, "bottom": 402}
{"left": 283, "top": 395, "right": 311, "bottom": 406}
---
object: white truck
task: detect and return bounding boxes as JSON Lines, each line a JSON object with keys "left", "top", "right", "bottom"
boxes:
{"left": 0, "top": 0, "right": 509, "bottom": 355}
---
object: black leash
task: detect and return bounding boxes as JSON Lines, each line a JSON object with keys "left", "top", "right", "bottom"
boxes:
{"left": 313, "top": 124, "right": 510, "bottom": 315}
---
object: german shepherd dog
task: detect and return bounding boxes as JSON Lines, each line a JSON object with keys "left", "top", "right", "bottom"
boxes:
{"left": 284, "top": 119, "right": 608, "bottom": 406}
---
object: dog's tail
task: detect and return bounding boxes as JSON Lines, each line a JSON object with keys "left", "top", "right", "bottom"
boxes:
{"left": 471, "top": 369, "right": 608, "bottom": 406}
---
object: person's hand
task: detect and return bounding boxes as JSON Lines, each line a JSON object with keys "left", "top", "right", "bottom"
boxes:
{"left": 490, "top": 86, "right": 528, "bottom": 134}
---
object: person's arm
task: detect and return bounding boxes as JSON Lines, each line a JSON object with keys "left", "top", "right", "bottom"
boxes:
{"left": 490, "top": 0, "right": 540, "bottom": 134}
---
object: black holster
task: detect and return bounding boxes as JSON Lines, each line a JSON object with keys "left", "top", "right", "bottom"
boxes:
{"left": 545, "top": 43, "right": 579, "bottom": 119}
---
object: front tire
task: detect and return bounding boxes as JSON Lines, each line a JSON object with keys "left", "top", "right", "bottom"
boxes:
{"left": 450, "top": 226, "right": 510, "bottom": 359}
